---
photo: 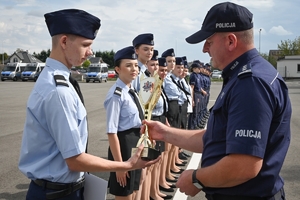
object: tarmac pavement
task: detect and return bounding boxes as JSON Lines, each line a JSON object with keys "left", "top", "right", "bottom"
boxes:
{"left": 0, "top": 80, "right": 299, "bottom": 199}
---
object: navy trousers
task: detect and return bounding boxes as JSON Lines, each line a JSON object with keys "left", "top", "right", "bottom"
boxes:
{"left": 26, "top": 180, "right": 84, "bottom": 200}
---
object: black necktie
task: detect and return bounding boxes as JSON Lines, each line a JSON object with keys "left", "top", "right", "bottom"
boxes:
{"left": 69, "top": 75, "right": 88, "bottom": 153}
{"left": 144, "top": 69, "right": 151, "bottom": 77}
{"left": 128, "top": 89, "right": 145, "bottom": 121}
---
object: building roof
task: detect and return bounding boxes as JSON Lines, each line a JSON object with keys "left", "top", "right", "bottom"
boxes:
{"left": 89, "top": 56, "right": 103, "bottom": 64}
{"left": 6, "top": 49, "right": 43, "bottom": 64}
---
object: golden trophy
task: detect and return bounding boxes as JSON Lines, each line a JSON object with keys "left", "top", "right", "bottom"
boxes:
{"left": 131, "top": 72, "right": 163, "bottom": 160}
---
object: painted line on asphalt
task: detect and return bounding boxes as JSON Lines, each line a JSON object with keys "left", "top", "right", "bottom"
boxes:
{"left": 173, "top": 152, "right": 202, "bottom": 200}
{"left": 173, "top": 121, "right": 208, "bottom": 200}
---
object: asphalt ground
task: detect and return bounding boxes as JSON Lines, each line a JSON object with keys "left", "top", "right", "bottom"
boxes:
{"left": 0, "top": 79, "right": 299, "bottom": 200}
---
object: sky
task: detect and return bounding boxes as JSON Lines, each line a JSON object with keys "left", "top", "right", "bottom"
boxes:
{"left": 0, "top": 0, "right": 299, "bottom": 64}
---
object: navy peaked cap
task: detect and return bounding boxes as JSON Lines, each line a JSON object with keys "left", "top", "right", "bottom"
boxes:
{"left": 114, "top": 46, "right": 137, "bottom": 62}
{"left": 132, "top": 33, "right": 154, "bottom": 47}
{"left": 158, "top": 57, "right": 167, "bottom": 67}
{"left": 45, "top": 9, "right": 101, "bottom": 40}
{"left": 191, "top": 63, "right": 200, "bottom": 69}
{"left": 186, "top": 2, "right": 253, "bottom": 44}
{"left": 161, "top": 48, "right": 175, "bottom": 58}
{"left": 151, "top": 50, "right": 159, "bottom": 61}
{"left": 175, "top": 57, "right": 184, "bottom": 65}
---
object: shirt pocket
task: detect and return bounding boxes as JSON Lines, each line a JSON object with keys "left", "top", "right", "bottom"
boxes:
{"left": 120, "top": 101, "right": 136, "bottom": 119}
{"left": 207, "top": 103, "right": 227, "bottom": 141}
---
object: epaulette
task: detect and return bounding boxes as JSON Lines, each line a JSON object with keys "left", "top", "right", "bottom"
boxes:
{"left": 114, "top": 87, "right": 122, "bottom": 96}
{"left": 54, "top": 75, "right": 69, "bottom": 87}
{"left": 238, "top": 63, "right": 252, "bottom": 79}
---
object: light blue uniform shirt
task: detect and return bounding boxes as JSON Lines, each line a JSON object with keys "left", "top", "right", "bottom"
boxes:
{"left": 131, "top": 60, "right": 148, "bottom": 92}
{"left": 152, "top": 92, "right": 168, "bottom": 117}
{"left": 163, "top": 73, "right": 181, "bottom": 102}
{"left": 19, "top": 58, "right": 87, "bottom": 183}
{"left": 177, "top": 78, "right": 187, "bottom": 104}
{"left": 180, "top": 78, "right": 190, "bottom": 102}
{"left": 104, "top": 78, "right": 142, "bottom": 133}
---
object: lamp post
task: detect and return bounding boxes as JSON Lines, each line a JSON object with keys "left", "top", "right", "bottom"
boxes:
{"left": 259, "top": 29, "right": 262, "bottom": 54}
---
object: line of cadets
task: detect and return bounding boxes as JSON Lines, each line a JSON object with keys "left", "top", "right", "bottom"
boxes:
{"left": 104, "top": 33, "right": 212, "bottom": 200}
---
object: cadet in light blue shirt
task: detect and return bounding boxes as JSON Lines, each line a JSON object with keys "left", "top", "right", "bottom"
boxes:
{"left": 19, "top": 9, "right": 157, "bottom": 200}
{"left": 104, "top": 46, "right": 146, "bottom": 198}
{"left": 131, "top": 33, "right": 154, "bottom": 92}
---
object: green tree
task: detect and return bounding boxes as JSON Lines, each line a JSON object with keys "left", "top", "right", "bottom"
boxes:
{"left": 82, "top": 60, "right": 91, "bottom": 68}
{"left": 0, "top": 52, "right": 9, "bottom": 64}
{"left": 95, "top": 50, "right": 115, "bottom": 68}
{"left": 33, "top": 49, "right": 51, "bottom": 62}
{"left": 277, "top": 36, "right": 300, "bottom": 56}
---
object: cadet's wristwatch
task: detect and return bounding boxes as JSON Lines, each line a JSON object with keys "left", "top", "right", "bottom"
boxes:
{"left": 192, "top": 170, "right": 205, "bottom": 189}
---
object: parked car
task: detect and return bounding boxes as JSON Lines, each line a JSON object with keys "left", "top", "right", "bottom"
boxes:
{"left": 108, "top": 70, "right": 117, "bottom": 78}
{"left": 211, "top": 71, "right": 222, "bottom": 79}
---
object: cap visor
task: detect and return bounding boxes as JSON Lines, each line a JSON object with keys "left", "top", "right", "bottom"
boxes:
{"left": 185, "top": 30, "right": 214, "bottom": 44}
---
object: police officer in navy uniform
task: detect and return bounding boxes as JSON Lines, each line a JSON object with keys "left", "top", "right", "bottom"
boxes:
{"left": 131, "top": 33, "right": 154, "bottom": 92}
{"left": 18, "top": 9, "right": 158, "bottom": 200}
{"left": 198, "top": 63, "right": 209, "bottom": 128}
{"left": 144, "top": 2, "right": 291, "bottom": 199}
{"left": 188, "top": 61, "right": 202, "bottom": 130}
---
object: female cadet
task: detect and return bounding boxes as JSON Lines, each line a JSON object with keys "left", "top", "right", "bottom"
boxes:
{"left": 104, "top": 46, "right": 144, "bottom": 200}
{"left": 162, "top": 51, "right": 185, "bottom": 183}
{"left": 168, "top": 57, "right": 186, "bottom": 175}
{"left": 131, "top": 33, "right": 155, "bottom": 200}
{"left": 131, "top": 33, "right": 154, "bottom": 92}
{"left": 140, "top": 50, "right": 159, "bottom": 200}
{"left": 147, "top": 56, "right": 173, "bottom": 199}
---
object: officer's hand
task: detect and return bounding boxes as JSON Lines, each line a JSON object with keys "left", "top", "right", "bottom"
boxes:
{"left": 127, "top": 143, "right": 161, "bottom": 170}
{"left": 176, "top": 169, "right": 201, "bottom": 197}
{"left": 142, "top": 120, "right": 166, "bottom": 141}
{"left": 116, "top": 171, "right": 129, "bottom": 187}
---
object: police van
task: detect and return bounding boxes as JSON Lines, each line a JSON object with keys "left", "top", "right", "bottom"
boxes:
{"left": 21, "top": 63, "right": 46, "bottom": 81}
{"left": 1, "top": 62, "right": 28, "bottom": 81}
{"left": 85, "top": 63, "right": 108, "bottom": 83}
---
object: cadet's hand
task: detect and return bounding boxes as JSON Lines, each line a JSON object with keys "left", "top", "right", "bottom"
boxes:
{"left": 176, "top": 169, "right": 202, "bottom": 197}
{"left": 116, "top": 171, "right": 129, "bottom": 187}
{"left": 127, "top": 143, "right": 161, "bottom": 170}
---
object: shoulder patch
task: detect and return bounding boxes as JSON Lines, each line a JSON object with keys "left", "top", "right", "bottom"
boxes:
{"left": 238, "top": 64, "right": 252, "bottom": 79}
{"left": 114, "top": 87, "right": 122, "bottom": 96}
{"left": 54, "top": 75, "right": 69, "bottom": 87}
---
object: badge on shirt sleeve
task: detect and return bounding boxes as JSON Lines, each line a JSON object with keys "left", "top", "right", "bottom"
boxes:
{"left": 114, "top": 87, "right": 122, "bottom": 96}
{"left": 54, "top": 75, "right": 69, "bottom": 87}
{"left": 238, "top": 63, "right": 252, "bottom": 79}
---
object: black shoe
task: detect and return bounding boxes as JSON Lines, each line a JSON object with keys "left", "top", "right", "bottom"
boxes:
{"left": 178, "top": 152, "right": 188, "bottom": 160}
{"left": 171, "top": 169, "right": 184, "bottom": 174}
{"left": 150, "top": 197, "right": 154, "bottom": 200}
{"left": 169, "top": 184, "right": 177, "bottom": 188}
{"left": 182, "top": 152, "right": 191, "bottom": 157}
{"left": 175, "top": 162, "right": 185, "bottom": 166}
{"left": 166, "top": 177, "right": 177, "bottom": 183}
{"left": 161, "top": 194, "right": 173, "bottom": 199}
{"left": 159, "top": 185, "right": 174, "bottom": 192}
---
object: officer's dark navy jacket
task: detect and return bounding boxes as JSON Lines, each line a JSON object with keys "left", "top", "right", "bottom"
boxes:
{"left": 203, "top": 49, "right": 291, "bottom": 197}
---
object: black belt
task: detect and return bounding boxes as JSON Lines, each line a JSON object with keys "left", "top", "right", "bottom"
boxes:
{"left": 206, "top": 188, "right": 283, "bottom": 200}
{"left": 33, "top": 177, "right": 85, "bottom": 199}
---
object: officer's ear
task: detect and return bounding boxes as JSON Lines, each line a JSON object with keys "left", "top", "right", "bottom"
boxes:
{"left": 227, "top": 33, "right": 237, "bottom": 51}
